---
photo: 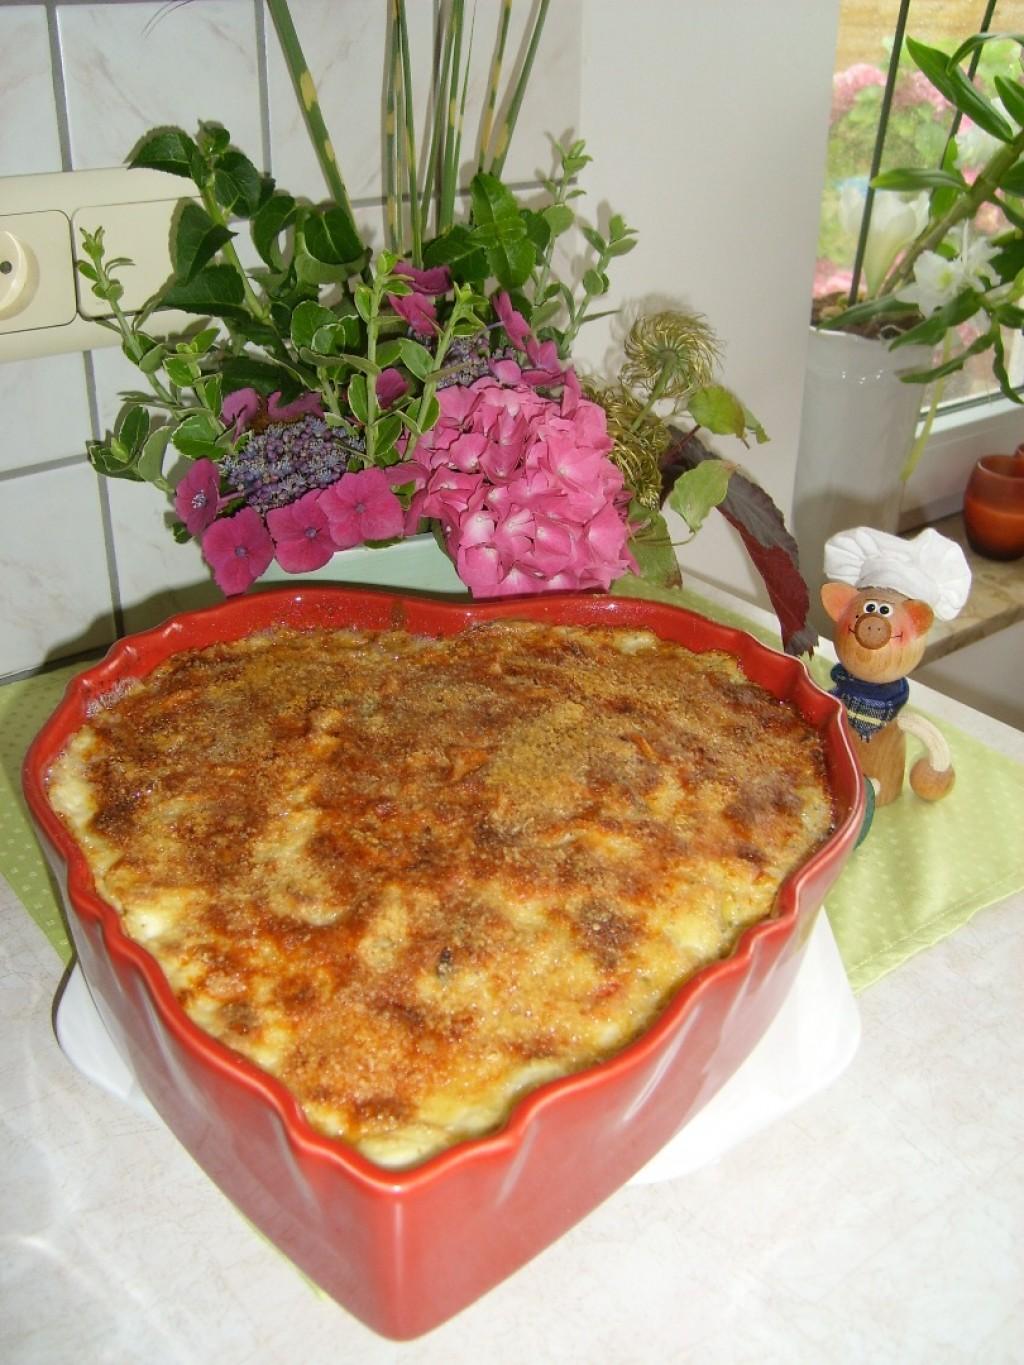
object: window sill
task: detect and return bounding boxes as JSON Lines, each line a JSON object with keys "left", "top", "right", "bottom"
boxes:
{"left": 906, "top": 513, "right": 1024, "bottom": 665}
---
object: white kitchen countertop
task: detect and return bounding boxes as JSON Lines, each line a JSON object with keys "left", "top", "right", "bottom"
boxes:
{"left": 2, "top": 604, "right": 1022, "bottom": 1364}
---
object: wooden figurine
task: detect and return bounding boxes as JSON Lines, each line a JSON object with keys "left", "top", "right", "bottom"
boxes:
{"left": 820, "top": 526, "right": 972, "bottom": 807}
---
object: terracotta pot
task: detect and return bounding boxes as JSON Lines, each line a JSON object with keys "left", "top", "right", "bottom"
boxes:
{"left": 962, "top": 451, "right": 1024, "bottom": 561}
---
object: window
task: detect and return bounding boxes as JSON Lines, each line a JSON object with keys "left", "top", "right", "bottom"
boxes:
{"left": 817, "top": 0, "right": 1024, "bottom": 434}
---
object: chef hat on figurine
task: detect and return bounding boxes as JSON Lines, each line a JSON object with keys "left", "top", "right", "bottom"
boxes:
{"left": 824, "top": 526, "right": 971, "bottom": 621}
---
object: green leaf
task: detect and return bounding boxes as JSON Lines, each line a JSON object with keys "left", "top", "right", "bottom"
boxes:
{"left": 542, "top": 204, "right": 575, "bottom": 236}
{"left": 469, "top": 173, "right": 536, "bottom": 288}
{"left": 999, "top": 161, "right": 1024, "bottom": 196}
{"left": 311, "top": 318, "right": 361, "bottom": 355}
{"left": 303, "top": 207, "right": 365, "bottom": 267}
{"left": 163, "top": 356, "right": 197, "bottom": 388}
{"left": 87, "top": 439, "right": 144, "bottom": 482}
{"left": 171, "top": 202, "right": 234, "bottom": 284}
{"left": 871, "top": 167, "right": 967, "bottom": 192}
{"left": 417, "top": 392, "right": 441, "bottom": 434}
{"left": 906, "top": 38, "right": 1014, "bottom": 141}
{"left": 687, "top": 385, "right": 748, "bottom": 438}
{"left": 605, "top": 235, "right": 637, "bottom": 258}
{"left": 580, "top": 225, "right": 605, "bottom": 253}
{"left": 156, "top": 264, "right": 247, "bottom": 318}
{"left": 218, "top": 356, "right": 304, "bottom": 400}
{"left": 324, "top": 352, "right": 379, "bottom": 377}
{"left": 353, "top": 285, "right": 373, "bottom": 324}
{"left": 127, "top": 127, "right": 199, "bottom": 180}
{"left": 116, "top": 404, "right": 150, "bottom": 455}
{"left": 212, "top": 150, "right": 265, "bottom": 217}
{"left": 583, "top": 268, "right": 608, "bottom": 296}
{"left": 138, "top": 343, "right": 168, "bottom": 376}
{"left": 890, "top": 289, "right": 982, "bottom": 348}
{"left": 393, "top": 338, "right": 433, "bottom": 380}
{"left": 290, "top": 300, "right": 338, "bottom": 350}
{"left": 521, "top": 209, "right": 552, "bottom": 254}
{"left": 667, "top": 460, "right": 734, "bottom": 534}
{"left": 251, "top": 193, "right": 297, "bottom": 269}
{"left": 373, "top": 413, "right": 403, "bottom": 459}
{"left": 171, "top": 410, "right": 225, "bottom": 458}
{"left": 995, "top": 75, "right": 1024, "bottom": 128}
{"left": 293, "top": 245, "right": 352, "bottom": 286}
{"left": 347, "top": 374, "right": 368, "bottom": 423}
{"left": 135, "top": 424, "right": 174, "bottom": 491}
{"left": 628, "top": 509, "right": 680, "bottom": 589}
{"left": 196, "top": 122, "right": 231, "bottom": 158}
{"left": 423, "top": 224, "right": 489, "bottom": 282}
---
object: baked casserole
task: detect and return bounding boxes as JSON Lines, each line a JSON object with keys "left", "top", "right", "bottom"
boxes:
{"left": 46, "top": 617, "right": 834, "bottom": 1169}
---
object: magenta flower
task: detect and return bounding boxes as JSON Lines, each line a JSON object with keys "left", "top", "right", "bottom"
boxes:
{"left": 318, "top": 467, "right": 405, "bottom": 549}
{"left": 388, "top": 291, "right": 439, "bottom": 336}
{"left": 494, "top": 291, "right": 532, "bottom": 350}
{"left": 395, "top": 260, "right": 452, "bottom": 294}
{"left": 267, "top": 390, "right": 324, "bottom": 423}
{"left": 174, "top": 458, "right": 221, "bottom": 536}
{"left": 376, "top": 368, "right": 409, "bottom": 408}
{"left": 266, "top": 490, "right": 335, "bottom": 573}
{"left": 221, "top": 387, "right": 323, "bottom": 438}
{"left": 222, "top": 387, "right": 262, "bottom": 439}
{"left": 201, "top": 506, "right": 274, "bottom": 596}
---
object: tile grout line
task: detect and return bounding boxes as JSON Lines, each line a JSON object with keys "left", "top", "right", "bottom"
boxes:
{"left": 0, "top": 454, "right": 88, "bottom": 482}
{"left": 44, "top": 0, "right": 73, "bottom": 172}
{"left": 83, "top": 350, "right": 126, "bottom": 640}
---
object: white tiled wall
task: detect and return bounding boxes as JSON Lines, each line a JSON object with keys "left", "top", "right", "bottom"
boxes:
{"left": 0, "top": 0, "right": 583, "bottom": 679}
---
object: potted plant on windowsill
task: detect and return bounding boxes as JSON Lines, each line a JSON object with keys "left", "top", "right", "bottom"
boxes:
{"left": 76, "top": 0, "right": 816, "bottom": 654}
{"left": 796, "top": 28, "right": 1024, "bottom": 607}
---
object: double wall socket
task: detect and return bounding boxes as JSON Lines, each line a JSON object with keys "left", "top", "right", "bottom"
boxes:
{"left": 0, "top": 168, "right": 193, "bottom": 363}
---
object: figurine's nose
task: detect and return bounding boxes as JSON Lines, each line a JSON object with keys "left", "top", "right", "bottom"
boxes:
{"left": 854, "top": 614, "right": 890, "bottom": 649}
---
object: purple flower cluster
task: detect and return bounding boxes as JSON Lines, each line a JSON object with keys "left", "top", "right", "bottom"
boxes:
{"left": 221, "top": 415, "right": 361, "bottom": 513}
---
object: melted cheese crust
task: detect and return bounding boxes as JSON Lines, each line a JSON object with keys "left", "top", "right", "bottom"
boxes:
{"left": 48, "top": 621, "right": 833, "bottom": 1167}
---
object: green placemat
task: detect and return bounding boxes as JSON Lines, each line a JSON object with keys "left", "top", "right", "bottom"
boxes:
{"left": 3, "top": 599, "right": 1023, "bottom": 991}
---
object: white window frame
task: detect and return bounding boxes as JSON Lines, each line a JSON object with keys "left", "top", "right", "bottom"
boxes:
{"left": 900, "top": 395, "right": 1023, "bottom": 528}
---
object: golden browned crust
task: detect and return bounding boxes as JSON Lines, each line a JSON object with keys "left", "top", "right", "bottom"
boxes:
{"left": 48, "top": 621, "right": 833, "bottom": 1166}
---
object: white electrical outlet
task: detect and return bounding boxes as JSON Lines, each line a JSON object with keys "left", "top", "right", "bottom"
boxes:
{"left": 0, "top": 168, "right": 194, "bottom": 363}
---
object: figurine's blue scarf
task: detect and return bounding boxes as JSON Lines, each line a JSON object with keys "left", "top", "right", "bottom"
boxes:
{"left": 830, "top": 665, "right": 909, "bottom": 741}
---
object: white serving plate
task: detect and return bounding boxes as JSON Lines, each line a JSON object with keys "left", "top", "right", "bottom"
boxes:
{"left": 54, "top": 909, "right": 858, "bottom": 1185}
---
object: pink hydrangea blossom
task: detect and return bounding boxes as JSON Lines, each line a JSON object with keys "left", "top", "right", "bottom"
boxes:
{"left": 266, "top": 489, "right": 335, "bottom": 573}
{"left": 831, "top": 64, "right": 885, "bottom": 124}
{"left": 174, "top": 458, "right": 221, "bottom": 536}
{"left": 318, "top": 467, "right": 405, "bottom": 549}
{"left": 201, "top": 506, "right": 274, "bottom": 596}
{"left": 406, "top": 372, "right": 635, "bottom": 597}
{"left": 892, "top": 70, "right": 950, "bottom": 116}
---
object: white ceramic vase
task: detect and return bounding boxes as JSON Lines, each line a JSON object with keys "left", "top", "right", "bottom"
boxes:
{"left": 792, "top": 327, "right": 931, "bottom": 632}
{"left": 261, "top": 533, "right": 465, "bottom": 595}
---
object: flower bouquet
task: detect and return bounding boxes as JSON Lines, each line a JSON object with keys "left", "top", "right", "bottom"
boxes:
{"left": 79, "top": 0, "right": 812, "bottom": 651}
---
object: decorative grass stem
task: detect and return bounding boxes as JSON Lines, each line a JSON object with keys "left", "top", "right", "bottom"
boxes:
{"left": 439, "top": 0, "right": 467, "bottom": 234}
{"left": 265, "top": 0, "right": 361, "bottom": 249}
{"left": 479, "top": 0, "right": 512, "bottom": 171}
{"left": 394, "top": 0, "right": 423, "bottom": 266}
{"left": 420, "top": 11, "right": 457, "bottom": 237}
{"left": 384, "top": 28, "right": 401, "bottom": 252}
{"left": 487, "top": 0, "right": 550, "bottom": 177}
